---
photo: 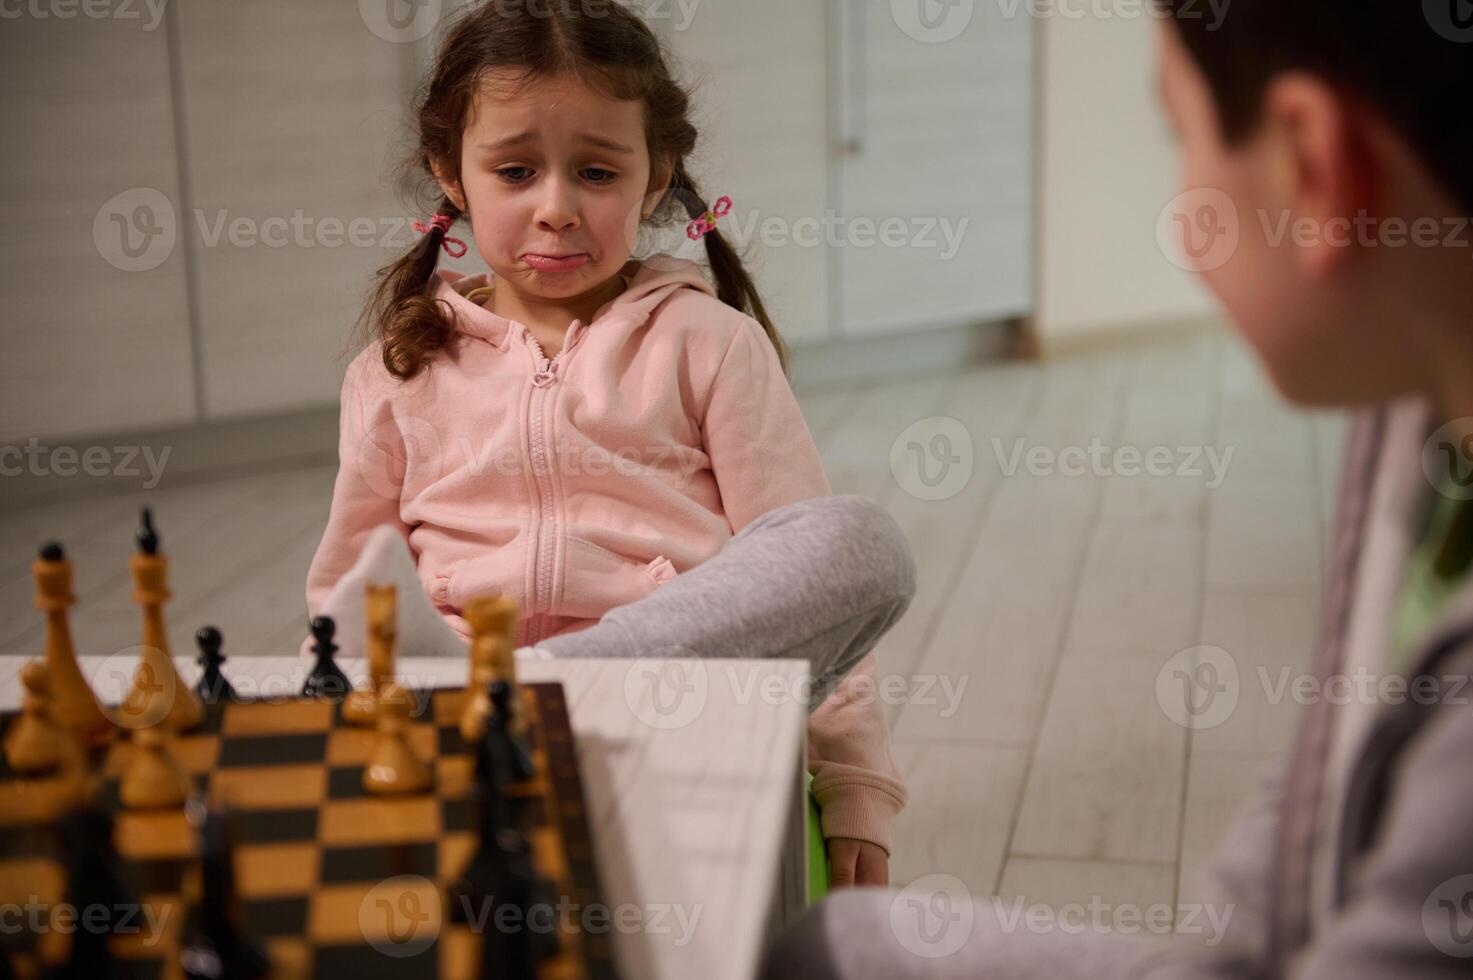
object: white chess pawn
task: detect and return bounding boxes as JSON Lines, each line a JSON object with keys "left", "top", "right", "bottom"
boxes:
{"left": 120, "top": 724, "right": 192, "bottom": 809}
{"left": 4, "top": 660, "right": 64, "bottom": 775}
{"left": 364, "top": 683, "right": 430, "bottom": 795}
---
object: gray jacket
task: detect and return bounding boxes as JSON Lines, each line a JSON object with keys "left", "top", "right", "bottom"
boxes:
{"left": 761, "top": 400, "right": 1473, "bottom": 979}
{"left": 1137, "top": 400, "right": 1473, "bottom": 978}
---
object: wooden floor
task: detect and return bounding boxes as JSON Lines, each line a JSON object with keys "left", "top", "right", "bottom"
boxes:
{"left": 0, "top": 325, "right": 1344, "bottom": 917}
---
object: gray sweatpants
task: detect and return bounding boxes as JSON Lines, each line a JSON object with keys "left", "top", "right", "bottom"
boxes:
{"left": 536, "top": 494, "right": 918, "bottom": 699}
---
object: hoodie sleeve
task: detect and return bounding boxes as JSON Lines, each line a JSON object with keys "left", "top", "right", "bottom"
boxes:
{"left": 302, "top": 353, "right": 414, "bottom": 643}
{"left": 807, "top": 651, "right": 909, "bottom": 855}
{"left": 700, "top": 316, "right": 831, "bottom": 533}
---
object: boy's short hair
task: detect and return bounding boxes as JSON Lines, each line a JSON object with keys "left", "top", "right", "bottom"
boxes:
{"left": 1156, "top": 1, "right": 1473, "bottom": 212}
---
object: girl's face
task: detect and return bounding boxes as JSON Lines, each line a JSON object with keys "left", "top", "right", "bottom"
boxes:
{"left": 436, "top": 72, "right": 668, "bottom": 306}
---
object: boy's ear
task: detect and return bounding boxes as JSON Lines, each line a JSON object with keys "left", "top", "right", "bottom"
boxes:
{"left": 430, "top": 157, "right": 468, "bottom": 213}
{"left": 1262, "top": 72, "right": 1379, "bottom": 277}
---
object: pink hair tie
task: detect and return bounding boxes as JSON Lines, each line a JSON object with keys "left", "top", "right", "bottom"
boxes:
{"left": 412, "top": 213, "right": 468, "bottom": 258}
{"left": 687, "top": 195, "right": 733, "bottom": 240}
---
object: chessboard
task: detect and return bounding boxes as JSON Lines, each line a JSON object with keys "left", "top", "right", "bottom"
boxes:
{"left": 0, "top": 506, "right": 620, "bottom": 980}
{"left": 0, "top": 682, "right": 617, "bottom": 980}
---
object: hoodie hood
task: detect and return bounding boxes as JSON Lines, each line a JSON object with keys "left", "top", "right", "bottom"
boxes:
{"left": 429, "top": 256, "right": 718, "bottom": 350}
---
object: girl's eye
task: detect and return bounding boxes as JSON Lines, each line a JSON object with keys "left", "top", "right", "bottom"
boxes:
{"left": 582, "top": 168, "right": 617, "bottom": 185}
{"left": 496, "top": 166, "right": 534, "bottom": 183}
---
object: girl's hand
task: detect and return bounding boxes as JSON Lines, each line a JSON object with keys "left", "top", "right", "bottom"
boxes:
{"left": 826, "top": 837, "right": 889, "bottom": 888}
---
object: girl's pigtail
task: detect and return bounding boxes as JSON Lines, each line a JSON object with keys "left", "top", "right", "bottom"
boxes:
{"left": 355, "top": 198, "right": 464, "bottom": 381}
{"left": 668, "top": 163, "right": 791, "bottom": 378}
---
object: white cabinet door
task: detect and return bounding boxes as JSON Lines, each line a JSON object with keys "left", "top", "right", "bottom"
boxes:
{"left": 177, "top": 0, "right": 410, "bottom": 419}
{"left": 834, "top": 0, "right": 1033, "bottom": 337}
{"left": 0, "top": 14, "right": 196, "bottom": 443}
{"left": 657, "top": 2, "right": 833, "bottom": 346}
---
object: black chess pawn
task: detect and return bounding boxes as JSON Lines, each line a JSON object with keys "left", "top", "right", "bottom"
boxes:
{"left": 181, "top": 804, "right": 268, "bottom": 980}
{"left": 44, "top": 806, "right": 136, "bottom": 980}
{"left": 195, "top": 627, "right": 236, "bottom": 704}
{"left": 301, "top": 616, "right": 350, "bottom": 700}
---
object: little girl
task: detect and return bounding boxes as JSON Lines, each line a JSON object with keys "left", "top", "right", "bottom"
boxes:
{"left": 302, "top": 2, "right": 915, "bottom": 887}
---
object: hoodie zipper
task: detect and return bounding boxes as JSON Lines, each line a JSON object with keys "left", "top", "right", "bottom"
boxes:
{"left": 523, "top": 326, "right": 578, "bottom": 647}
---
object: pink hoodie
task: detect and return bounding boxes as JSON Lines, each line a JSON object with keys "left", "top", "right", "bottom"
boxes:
{"left": 304, "top": 258, "right": 906, "bottom": 852}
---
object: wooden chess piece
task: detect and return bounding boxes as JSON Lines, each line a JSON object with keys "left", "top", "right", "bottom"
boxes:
{"left": 180, "top": 802, "right": 269, "bottom": 980}
{"left": 194, "top": 626, "right": 236, "bottom": 704}
{"left": 123, "top": 508, "right": 204, "bottom": 733}
{"left": 49, "top": 725, "right": 99, "bottom": 817}
{"left": 343, "top": 584, "right": 397, "bottom": 726}
{"left": 301, "top": 616, "right": 350, "bottom": 700}
{"left": 460, "top": 595, "right": 519, "bottom": 743}
{"left": 120, "top": 722, "right": 192, "bottom": 810}
{"left": 4, "top": 660, "right": 65, "bottom": 775}
{"left": 363, "top": 682, "right": 430, "bottom": 795}
{"left": 48, "top": 805, "right": 136, "bottom": 979}
{"left": 32, "top": 541, "right": 114, "bottom": 748}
